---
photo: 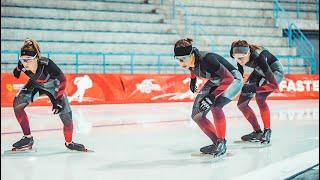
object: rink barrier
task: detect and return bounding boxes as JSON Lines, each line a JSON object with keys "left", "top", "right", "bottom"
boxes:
{"left": 284, "top": 163, "right": 319, "bottom": 180}
{"left": 235, "top": 148, "right": 319, "bottom": 180}
{"left": 1, "top": 73, "right": 319, "bottom": 107}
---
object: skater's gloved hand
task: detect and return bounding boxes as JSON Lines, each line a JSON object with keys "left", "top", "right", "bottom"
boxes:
{"left": 13, "top": 61, "right": 25, "bottom": 79}
{"left": 190, "top": 78, "right": 197, "bottom": 93}
{"left": 52, "top": 98, "right": 63, "bottom": 114}
{"left": 199, "top": 94, "right": 215, "bottom": 112}
{"left": 242, "top": 84, "right": 257, "bottom": 93}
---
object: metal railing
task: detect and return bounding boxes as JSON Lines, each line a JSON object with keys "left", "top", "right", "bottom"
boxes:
{"left": 171, "top": 0, "right": 189, "bottom": 36}
{"left": 192, "top": 22, "right": 216, "bottom": 52}
{"left": 171, "top": 0, "right": 215, "bottom": 51}
{"left": 1, "top": 50, "right": 190, "bottom": 74}
{"left": 273, "top": 0, "right": 317, "bottom": 74}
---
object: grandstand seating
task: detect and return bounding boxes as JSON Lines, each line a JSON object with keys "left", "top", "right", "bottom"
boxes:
{"left": 1, "top": 0, "right": 318, "bottom": 73}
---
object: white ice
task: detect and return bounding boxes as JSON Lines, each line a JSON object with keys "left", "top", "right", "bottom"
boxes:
{"left": 1, "top": 100, "right": 319, "bottom": 180}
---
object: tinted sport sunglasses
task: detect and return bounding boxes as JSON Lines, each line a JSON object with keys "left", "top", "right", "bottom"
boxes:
{"left": 19, "top": 54, "right": 37, "bottom": 63}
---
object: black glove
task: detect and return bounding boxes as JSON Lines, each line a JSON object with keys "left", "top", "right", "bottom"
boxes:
{"left": 242, "top": 84, "right": 257, "bottom": 93}
{"left": 13, "top": 61, "right": 24, "bottom": 79}
{"left": 52, "top": 98, "right": 64, "bottom": 114}
{"left": 190, "top": 78, "right": 197, "bottom": 93}
{"left": 199, "top": 94, "right": 215, "bottom": 112}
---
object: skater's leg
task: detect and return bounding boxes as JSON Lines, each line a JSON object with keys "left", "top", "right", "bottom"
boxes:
{"left": 211, "top": 95, "right": 232, "bottom": 139}
{"left": 58, "top": 94, "right": 87, "bottom": 151}
{"left": 58, "top": 94, "right": 73, "bottom": 143}
{"left": 192, "top": 113, "right": 218, "bottom": 143}
{"left": 256, "top": 92, "right": 271, "bottom": 129}
{"left": 237, "top": 94, "right": 261, "bottom": 131}
{"left": 12, "top": 87, "right": 36, "bottom": 149}
{"left": 13, "top": 92, "right": 33, "bottom": 136}
{"left": 255, "top": 69, "right": 283, "bottom": 130}
{"left": 211, "top": 107, "right": 226, "bottom": 139}
{"left": 60, "top": 111, "right": 87, "bottom": 151}
{"left": 191, "top": 93, "right": 218, "bottom": 144}
{"left": 59, "top": 112, "right": 73, "bottom": 143}
{"left": 212, "top": 71, "right": 242, "bottom": 139}
{"left": 256, "top": 93, "right": 273, "bottom": 144}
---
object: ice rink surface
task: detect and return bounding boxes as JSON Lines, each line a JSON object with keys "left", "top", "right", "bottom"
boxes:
{"left": 1, "top": 100, "right": 319, "bottom": 180}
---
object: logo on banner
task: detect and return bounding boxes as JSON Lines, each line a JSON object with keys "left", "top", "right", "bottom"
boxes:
{"left": 6, "top": 84, "right": 25, "bottom": 92}
{"left": 68, "top": 75, "right": 93, "bottom": 103}
{"left": 279, "top": 78, "right": 319, "bottom": 92}
{"left": 6, "top": 84, "right": 13, "bottom": 92}
{"left": 135, "top": 79, "right": 161, "bottom": 94}
{"left": 128, "top": 79, "right": 162, "bottom": 97}
{"left": 152, "top": 78, "right": 203, "bottom": 100}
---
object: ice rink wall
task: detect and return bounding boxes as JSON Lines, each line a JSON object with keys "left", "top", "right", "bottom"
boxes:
{"left": 1, "top": 73, "right": 318, "bottom": 107}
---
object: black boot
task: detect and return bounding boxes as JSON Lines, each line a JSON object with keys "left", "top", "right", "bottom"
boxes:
{"left": 200, "top": 139, "right": 227, "bottom": 157}
{"left": 65, "top": 142, "right": 86, "bottom": 151}
{"left": 261, "top": 129, "right": 272, "bottom": 144}
{"left": 200, "top": 144, "right": 216, "bottom": 154}
{"left": 241, "top": 130, "right": 263, "bottom": 142}
{"left": 12, "top": 136, "right": 34, "bottom": 150}
{"left": 212, "top": 139, "right": 227, "bottom": 157}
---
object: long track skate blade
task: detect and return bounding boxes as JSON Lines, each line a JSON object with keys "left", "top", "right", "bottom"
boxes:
{"left": 191, "top": 152, "right": 232, "bottom": 158}
{"left": 233, "top": 140, "right": 272, "bottom": 148}
{"left": 233, "top": 140, "right": 260, "bottom": 144}
{"left": 66, "top": 149, "right": 94, "bottom": 153}
{"left": 3, "top": 148, "right": 37, "bottom": 155}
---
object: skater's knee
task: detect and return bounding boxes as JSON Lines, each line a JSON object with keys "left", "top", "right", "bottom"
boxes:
{"left": 211, "top": 107, "right": 223, "bottom": 114}
{"left": 191, "top": 113, "right": 202, "bottom": 123}
{"left": 237, "top": 101, "right": 248, "bottom": 110}
{"left": 13, "top": 99, "right": 28, "bottom": 112}
{"left": 13, "top": 95, "right": 28, "bottom": 107}
{"left": 59, "top": 112, "right": 73, "bottom": 127}
{"left": 214, "top": 96, "right": 231, "bottom": 109}
{"left": 256, "top": 96, "right": 267, "bottom": 106}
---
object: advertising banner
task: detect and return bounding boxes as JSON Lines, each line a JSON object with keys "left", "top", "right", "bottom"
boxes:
{"left": 1, "top": 73, "right": 318, "bottom": 107}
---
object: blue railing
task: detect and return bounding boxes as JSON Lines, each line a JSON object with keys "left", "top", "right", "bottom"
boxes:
{"left": 1, "top": 50, "right": 190, "bottom": 74}
{"left": 192, "top": 23, "right": 216, "bottom": 52}
{"left": 171, "top": 0, "right": 215, "bottom": 51}
{"left": 273, "top": 0, "right": 317, "bottom": 74}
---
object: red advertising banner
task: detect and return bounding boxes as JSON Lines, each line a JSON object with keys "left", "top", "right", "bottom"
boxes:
{"left": 1, "top": 73, "right": 318, "bottom": 107}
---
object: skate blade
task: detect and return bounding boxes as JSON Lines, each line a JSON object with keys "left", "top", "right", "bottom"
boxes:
{"left": 234, "top": 141, "right": 271, "bottom": 148}
{"left": 191, "top": 152, "right": 232, "bottom": 158}
{"left": 233, "top": 140, "right": 260, "bottom": 144}
{"left": 3, "top": 148, "right": 37, "bottom": 155}
{"left": 66, "top": 149, "right": 94, "bottom": 153}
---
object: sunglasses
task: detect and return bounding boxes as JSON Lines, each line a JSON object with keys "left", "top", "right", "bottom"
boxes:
{"left": 174, "top": 51, "right": 193, "bottom": 62}
{"left": 19, "top": 54, "right": 37, "bottom": 63}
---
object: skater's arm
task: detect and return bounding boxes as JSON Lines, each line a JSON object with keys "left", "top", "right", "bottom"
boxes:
{"left": 48, "top": 59, "right": 66, "bottom": 99}
{"left": 203, "top": 54, "right": 234, "bottom": 94}
{"left": 255, "top": 51, "right": 278, "bottom": 92}
{"left": 190, "top": 71, "right": 196, "bottom": 79}
{"left": 190, "top": 72, "right": 197, "bottom": 93}
{"left": 237, "top": 63, "right": 244, "bottom": 77}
